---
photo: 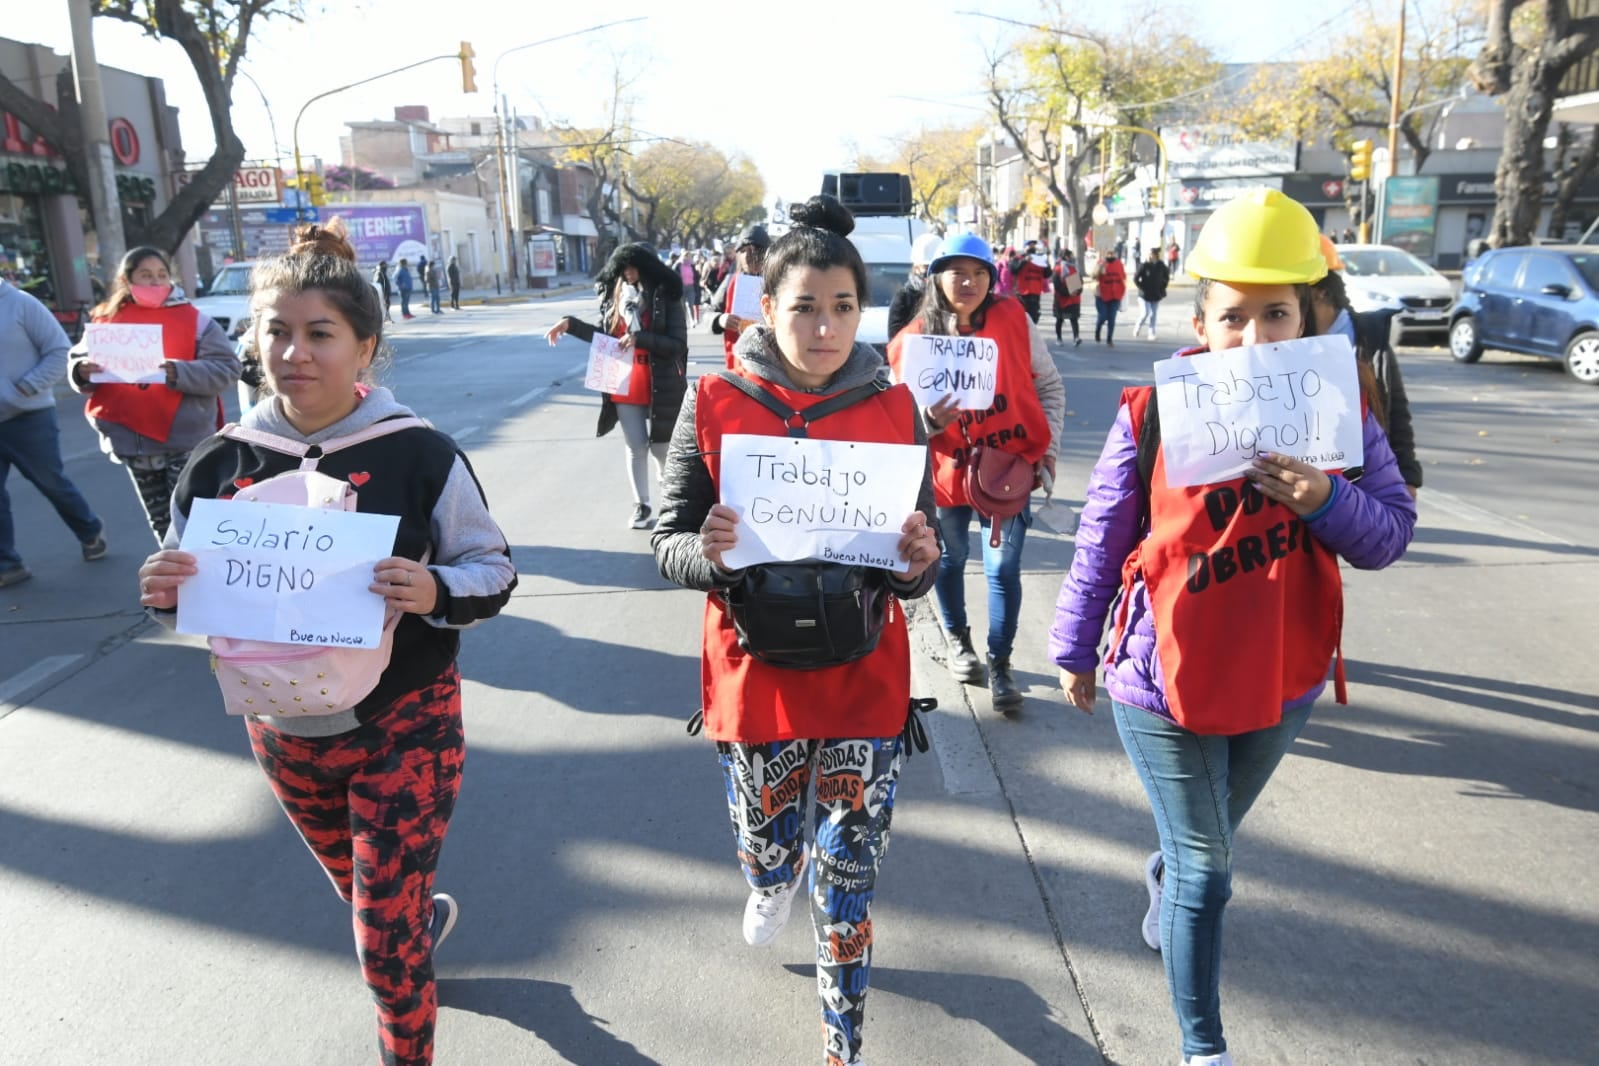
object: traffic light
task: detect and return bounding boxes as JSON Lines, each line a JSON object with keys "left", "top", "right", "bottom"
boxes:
{"left": 304, "top": 173, "right": 327, "bottom": 206}
{"left": 459, "top": 42, "right": 477, "bottom": 93}
{"left": 1349, "top": 139, "right": 1374, "bottom": 183}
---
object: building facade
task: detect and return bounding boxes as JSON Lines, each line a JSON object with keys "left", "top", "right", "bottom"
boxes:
{"left": 0, "top": 35, "right": 189, "bottom": 311}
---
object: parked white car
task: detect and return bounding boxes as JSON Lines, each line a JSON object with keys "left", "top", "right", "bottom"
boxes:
{"left": 192, "top": 261, "right": 257, "bottom": 339}
{"left": 1334, "top": 244, "right": 1457, "bottom": 346}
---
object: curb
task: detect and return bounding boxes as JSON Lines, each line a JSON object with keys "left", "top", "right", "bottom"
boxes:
{"left": 459, "top": 284, "right": 590, "bottom": 306}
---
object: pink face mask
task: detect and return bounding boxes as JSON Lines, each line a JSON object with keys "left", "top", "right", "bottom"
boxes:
{"left": 129, "top": 283, "right": 172, "bottom": 309}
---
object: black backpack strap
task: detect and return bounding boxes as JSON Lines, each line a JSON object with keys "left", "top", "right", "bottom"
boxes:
{"left": 711, "top": 370, "right": 888, "bottom": 438}
{"left": 1135, "top": 396, "right": 1161, "bottom": 497}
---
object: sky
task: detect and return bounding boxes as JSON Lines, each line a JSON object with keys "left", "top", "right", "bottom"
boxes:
{"left": 8, "top": 0, "right": 1310, "bottom": 210}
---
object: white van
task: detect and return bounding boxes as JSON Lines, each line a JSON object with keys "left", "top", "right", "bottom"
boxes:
{"left": 823, "top": 173, "right": 929, "bottom": 349}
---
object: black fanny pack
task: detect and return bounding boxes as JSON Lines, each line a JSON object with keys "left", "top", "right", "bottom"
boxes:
{"left": 710, "top": 371, "right": 897, "bottom": 670}
{"left": 723, "top": 562, "right": 888, "bottom": 670}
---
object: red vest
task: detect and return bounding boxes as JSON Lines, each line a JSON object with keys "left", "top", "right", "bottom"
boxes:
{"left": 1113, "top": 385, "right": 1345, "bottom": 735}
{"left": 886, "top": 297, "right": 1051, "bottom": 508}
{"left": 84, "top": 302, "right": 199, "bottom": 444}
{"left": 693, "top": 371, "right": 919, "bottom": 743}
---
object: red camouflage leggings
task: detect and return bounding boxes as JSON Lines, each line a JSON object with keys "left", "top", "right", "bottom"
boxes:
{"left": 245, "top": 668, "right": 465, "bottom": 1066}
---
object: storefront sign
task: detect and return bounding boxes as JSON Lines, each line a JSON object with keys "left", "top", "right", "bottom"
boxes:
{"left": 1379, "top": 176, "right": 1441, "bottom": 258}
{"left": 1159, "top": 125, "right": 1298, "bottom": 180}
{"left": 108, "top": 118, "right": 140, "bottom": 166}
{"left": 0, "top": 160, "right": 77, "bottom": 196}
{"left": 175, "top": 166, "right": 282, "bottom": 205}
{"left": 199, "top": 202, "right": 429, "bottom": 265}
{"left": 1167, "top": 176, "right": 1283, "bottom": 212}
{"left": 1436, "top": 172, "right": 1599, "bottom": 204}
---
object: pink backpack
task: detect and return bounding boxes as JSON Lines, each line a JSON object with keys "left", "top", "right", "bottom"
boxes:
{"left": 207, "top": 417, "right": 429, "bottom": 717}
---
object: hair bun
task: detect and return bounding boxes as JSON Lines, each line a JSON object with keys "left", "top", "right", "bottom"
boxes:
{"left": 288, "top": 218, "right": 357, "bottom": 262}
{"left": 786, "top": 195, "right": 854, "bottom": 238}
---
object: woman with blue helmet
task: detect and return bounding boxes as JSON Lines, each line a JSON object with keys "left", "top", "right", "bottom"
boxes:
{"left": 887, "top": 233, "right": 1064, "bottom": 712}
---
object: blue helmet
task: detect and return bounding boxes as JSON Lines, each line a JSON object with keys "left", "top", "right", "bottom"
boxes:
{"left": 928, "top": 232, "right": 995, "bottom": 279}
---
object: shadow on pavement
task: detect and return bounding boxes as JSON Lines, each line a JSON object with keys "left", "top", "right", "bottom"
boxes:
{"left": 1408, "top": 523, "right": 1599, "bottom": 558}
{"left": 782, "top": 962, "right": 1105, "bottom": 1063}
{"left": 437, "top": 977, "right": 660, "bottom": 1065}
{"left": 511, "top": 544, "right": 673, "bottom": 590}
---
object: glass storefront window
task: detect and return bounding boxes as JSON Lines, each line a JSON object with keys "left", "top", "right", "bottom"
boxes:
{"left": 0, "top": 191, "right": 54, "bottom": 302}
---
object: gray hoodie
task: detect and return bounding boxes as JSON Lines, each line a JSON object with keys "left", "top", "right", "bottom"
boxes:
{"left": 0, "top": 278, "right": 71, "bottom": 422}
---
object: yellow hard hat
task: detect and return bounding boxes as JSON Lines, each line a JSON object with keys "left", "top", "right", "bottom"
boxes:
{"left": 1185, "top": 188, "right": 1328, "bottom": 285}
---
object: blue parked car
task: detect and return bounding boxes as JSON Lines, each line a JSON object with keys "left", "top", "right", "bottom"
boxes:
{"left": 1449, "top": 245, "right": 1599, "bottom": 384}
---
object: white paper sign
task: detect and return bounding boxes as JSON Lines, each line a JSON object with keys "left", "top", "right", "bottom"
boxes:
{"left": 730, "top": 274, "right": 764, "bottom": 320}
{"left": 584, "top": 333, "right": 634, "bottom": 394}
{"left": 176, "top": 498, "right": 401, "bottom": 647}
{"left": 1152, "top": 335, "right": 1365, "bottom": 488}
{"left": 893, "top": 333, "right": 999, "bottom": 410}
{"left": 86, "top": 322, "right": 165, "bottom": 383}
{"left": 719, "top": 434, "right": 926, "bottom": 573}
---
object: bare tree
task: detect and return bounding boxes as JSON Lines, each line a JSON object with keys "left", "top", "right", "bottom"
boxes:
{"left": 1469, "top": 0, "right": 1599, "bottom": 246}
{"left": 0, "top": 0, "right": 300, "bottom": 254}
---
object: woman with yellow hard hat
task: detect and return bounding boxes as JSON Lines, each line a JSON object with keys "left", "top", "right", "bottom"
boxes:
{"left": 1048, "top": 189, "right": 1417, "bottom": 1065}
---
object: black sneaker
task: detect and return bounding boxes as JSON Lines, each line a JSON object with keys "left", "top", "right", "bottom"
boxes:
{"left": 0, "top": 566, "right": 32, "bottom": 588}
{"left": 988, "top": 654, "right": 1024, "bottom": 713}
{"left": 81, "top": 532, "right": 108, "bottom": 561}
{"left": 629, "top": 503, "right": 653, "bottom": 529}
{"left": 946, "top": 627, "right": 986, "bottom": 685}
{"left": 429, "top": 892, "right": 459, "bottom": 954}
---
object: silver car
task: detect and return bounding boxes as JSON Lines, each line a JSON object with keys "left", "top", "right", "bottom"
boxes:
{"left": 1335, "top": 244, "right": 1458, "bottom": 347}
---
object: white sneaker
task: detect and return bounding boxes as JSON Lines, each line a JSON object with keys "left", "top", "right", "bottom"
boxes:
{"left": 1142, "top": 851, "right": 1164, "bottom": 951}
{"left": 742, "top": 860, "right": 806, "bottom": 947}
{"left": 1183, "top": 1053, "right": 1234, "bottom": 1065}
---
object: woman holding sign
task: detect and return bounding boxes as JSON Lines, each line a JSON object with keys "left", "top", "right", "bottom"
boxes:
{"left": 887, "top": 233, "right": 1064, "bottom": 713}
{"left": 653, "top": 195, "right": 939, "bottom": 1066}
{"left": 1050, "top": 189, "right": 1416, "bottom": 1066}
{"left": 135, "top": 222, "right": 517, "bottom": 1066}
{"left": 545, "top": 243, "right": 688, "bottom": 529}
{"left": 69, "top": 246, "right": 240, "bottom": 542}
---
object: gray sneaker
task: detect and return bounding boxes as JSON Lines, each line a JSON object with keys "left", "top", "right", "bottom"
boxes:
{"left": 429, "top": 892, "right": 459, "bottom": 954}
{"left": 0, "top": 566, "right": 32, "bottom": 588}
{"left": 81, "top": 532, "right": 108, "bottom": 561}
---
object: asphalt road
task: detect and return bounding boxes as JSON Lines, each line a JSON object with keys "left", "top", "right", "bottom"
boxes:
{"left": 2, "top": 299, "right": 1596, "bottom": 1065}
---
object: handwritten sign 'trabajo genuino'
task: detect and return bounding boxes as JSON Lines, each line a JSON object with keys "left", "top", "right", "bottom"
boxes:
{"left": 176, "top": 497, "right": 400, "bottom": 647}
{"left": 718, "top": 433, "right": 926, "bottom": 573}
{"left": 86, "top": 322, "right": 166, "bottom": 383}
{"left": 894, "top": 333, "right": 999, "bottom": 410}
{"left": 1152, "top": 335, "right": 1365, "bottom": 488}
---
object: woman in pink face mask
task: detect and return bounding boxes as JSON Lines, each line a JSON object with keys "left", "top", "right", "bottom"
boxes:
{"left": 70, "top": 247, "right": 241, "bottom": 542}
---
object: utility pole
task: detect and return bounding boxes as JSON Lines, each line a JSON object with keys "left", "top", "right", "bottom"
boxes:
{"left": 1379, "top": 0, "right": 1408, "bottom": 244}
{"left": 67, "top": 0, "right": 126, "bottom": 280}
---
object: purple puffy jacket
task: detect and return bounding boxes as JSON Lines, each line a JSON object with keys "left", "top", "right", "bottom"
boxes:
{"left": 1049, "top": 392, "right": 1417, "bottom": 722}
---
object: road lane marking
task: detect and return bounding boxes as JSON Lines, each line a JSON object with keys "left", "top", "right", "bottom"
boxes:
{"left": 510, "top": 385, "right": 552, "bottom": 406}
{"left": 0, "top": 654, "right": 85, "bottom": 719}
{"left": 451, "top": 425, "right": 479, "bottom": 442}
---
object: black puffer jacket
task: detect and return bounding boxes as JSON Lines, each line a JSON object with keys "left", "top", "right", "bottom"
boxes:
{"left": 561, "top": 243, "right": 688, "bottom": 444}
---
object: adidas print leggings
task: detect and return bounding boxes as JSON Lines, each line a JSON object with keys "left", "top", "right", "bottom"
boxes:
{"left": 720, "top": 736, "right": 904, "bottom": 1066}
{"left": 245, "top": 668, "right": 465, "bottom": 1066}
{"left": 120, "top": 451, "right": 190, "bottom": 544}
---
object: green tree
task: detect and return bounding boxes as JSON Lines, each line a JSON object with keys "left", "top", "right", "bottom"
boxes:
{"left": 1470, "top": 0, "right": 1599, "bottom": 246}
{"left": 1232, "top": 0, "right": 1484, "bottom": 172}
{"left": 984, "top": 2, "right": 1221, "bottom": 259}
{"left": 0, "top": 0, "right": 305, "bottom": 255}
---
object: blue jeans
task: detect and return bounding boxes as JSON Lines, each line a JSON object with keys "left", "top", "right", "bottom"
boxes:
{"left": 933, "top": 502, "right": 1031, "bottom": 659}
{"left": 0, "top": 407, "right": 103, "bottom": 570}
{"left": 1095, "top": 296, "right": 1121, "bottom": 341}
{"left": 429, "top": 288, "right": 442, "bottom": 313}
{"left": 1112, "top": 700, "right": 1313, "bottom": 1058}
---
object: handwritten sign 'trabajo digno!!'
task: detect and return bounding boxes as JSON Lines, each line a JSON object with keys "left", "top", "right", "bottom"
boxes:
{"left": 1152, "top": 335, "right": 1365, "bottom": 488}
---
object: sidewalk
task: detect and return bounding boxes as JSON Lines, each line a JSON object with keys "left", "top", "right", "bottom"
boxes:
{"left": 457, "top": 271, "right": 592, "bottom": 306}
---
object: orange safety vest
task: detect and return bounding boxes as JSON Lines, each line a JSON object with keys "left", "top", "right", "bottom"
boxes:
{"left": 886, "top": 297, "right": 1051, "bottom": 509}
{"left": 84, "top": 302, "right": 199, "bottom": 444}
{"left": 693, "top": 371, "right": 919, "bottom": 743}
{"left": 1113, "top": 385, "right": 1346, "bottom": 735}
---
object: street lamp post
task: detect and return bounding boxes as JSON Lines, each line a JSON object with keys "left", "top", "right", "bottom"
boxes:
{"left": 489, "top": 17, "right": 647, "bottom": 292}
{"left": 291, "top": 51, "right": 469, "bottom": 224}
